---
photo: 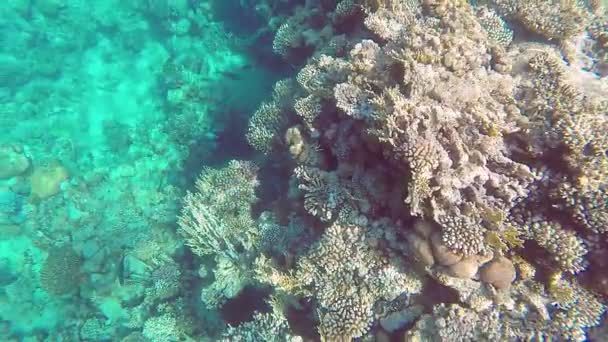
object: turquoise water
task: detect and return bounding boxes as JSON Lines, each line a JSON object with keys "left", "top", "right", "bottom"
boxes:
{"left": 1, "top": 0, "right": 607, "bottom": 341}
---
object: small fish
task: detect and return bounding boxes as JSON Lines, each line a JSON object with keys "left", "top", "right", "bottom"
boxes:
{"left": 220, "top": 71, "right": 241, "bottom": 80}
{"left": 117, "top": 248, "right": 126, "bottom": 286}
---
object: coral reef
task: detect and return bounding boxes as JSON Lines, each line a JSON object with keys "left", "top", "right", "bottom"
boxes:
{"left": 233, "top": 0, "right": 608, "bottom": 340}
{"left": 4, "top": 0, "right": 607, "bottom": 340}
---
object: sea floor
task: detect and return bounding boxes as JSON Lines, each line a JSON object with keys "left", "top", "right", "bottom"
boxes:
{"left": 0, "top": 0, "right": 280, "bottom": 339}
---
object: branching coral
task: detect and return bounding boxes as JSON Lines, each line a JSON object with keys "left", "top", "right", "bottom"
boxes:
{"left": 406, "top": 304, "right": 507, "bottom": 341}
{"left": 247, "top": 79, "right": 299, "bottom": 154}
{"left": 437, "top": 215, "right": 488, "bottom": 257}
{"left": 347, "top": 2, "right": 535, "bottom": 243}
{"left": 40, "top": 244, "right": 82, "bottom": 296}
{"left": 515, "top": 49, "right": 607, "bottom": 241}
{"left": 407, "top": 276, "right": 605, "bottom": 341}
{"left": 273, "top": 21, "right": 300, "bottom": 57}
{"left": 179, "top": 160, "right": 259, "bottom": 258}
{"left": 247, "top": 102, "right": 285, "bottom": 154}
{"left": 222, "top": 312, "right": 301, "bottom": 342}
{"left": 270, "top": 0, "right": 361, "bottom": 61}
{"left": 298, "top": 55, "right": 349, "bottom": 94}
{"left": 293, "top": 166, "right": 348, "bottom": 222}
{"left": 489, "top": 0, "right": 589, "bottom": 41}
{"left": 292, "top": 222, "right": 422, "bottom": 340}
{"left": 178, "top": 160, "right": 260, "bottom": 306}
{"left": 548, "top": 278, "right": 607, "bottom": 341}
{"left": 553, "top": 182, "right": 608, "bottom": 234}
{"left": 142, "top": 313, "right": 181, "bottom": 342}
{"left": 476, "top": 5, "right": 513, "bottom": 47}
{"left": 529, "top": 220, "right": 588, "bottom": 274}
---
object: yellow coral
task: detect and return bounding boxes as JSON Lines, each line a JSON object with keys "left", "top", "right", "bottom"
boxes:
{"left": 511, "top": 255, "right": 536, "bottom": 280}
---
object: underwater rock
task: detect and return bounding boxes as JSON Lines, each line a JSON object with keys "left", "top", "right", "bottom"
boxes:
{"left": 445, "top": 256, "right": 479, "bottom": 279}
{"left": 36, "top": 0, "right": 65, "bottom": 18}
{"left": 379, "top": 305, "right": 424, "bottom": 332}
{"left": 413, "top": 220, "right": 435, "bottom": 239}
{"left": 375, "top": 329, "right": 390, "bottom": 342}
{"left": 480, "top": 256, "right": 516, "bottom": 290}
{"left": 0, "top": 145, "right": 30, "bottom": 179}
{"left": 0, "top": 259, "right": 18, "bottom": 287}
{"left": 0, "top": 188, "right": 18, "bottom": 224}
{"left": 29, "top": 161, "right": 69, "bottom": 200}
{"left": 430, "top": 231, "right": 463, "bottom": 266}
{"left": 0, "top": 55, "right": 31, "bottom": 86}
{"left": 0, "top": 223, "right": 21, "bottom": 239}
{"left": 407, "top": 232, "right": 435, "bottom": 266}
